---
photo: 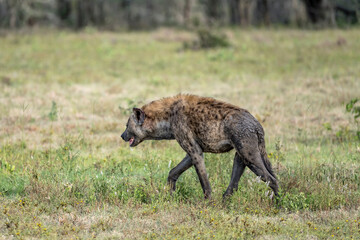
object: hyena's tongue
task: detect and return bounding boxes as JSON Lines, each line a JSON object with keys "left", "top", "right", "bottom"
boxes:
{"left": 129, "top": 137, "right": 134, "bottom": 146}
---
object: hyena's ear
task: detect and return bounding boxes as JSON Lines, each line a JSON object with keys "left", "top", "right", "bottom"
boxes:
{"left": 133, "top": 108, "right": 145, "bottom": 125}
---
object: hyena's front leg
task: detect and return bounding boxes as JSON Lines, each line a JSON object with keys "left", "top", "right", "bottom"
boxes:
{"left": 170, "top": 103, "right": 212, "bottom": 199}
{"left": 192, "top": 152, "right": 212, "bottom": 199}
{"left": 167, "top": 154, "right": 193, "bottom": 192}
{"left": 176, "top": 138, "right": 212, "bottom": 199}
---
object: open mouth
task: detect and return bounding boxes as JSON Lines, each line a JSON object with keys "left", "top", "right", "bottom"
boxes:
{"left": 129, "top": 137, "right": 134, "bottom": 146}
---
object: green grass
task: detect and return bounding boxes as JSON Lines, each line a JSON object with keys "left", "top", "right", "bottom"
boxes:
{"left": 0, "top": 28, "right": 360, "bottom": 239}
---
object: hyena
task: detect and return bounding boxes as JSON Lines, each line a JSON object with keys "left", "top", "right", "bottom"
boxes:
{"left": 121, "top": 94, "right": 278, "bottom": 199}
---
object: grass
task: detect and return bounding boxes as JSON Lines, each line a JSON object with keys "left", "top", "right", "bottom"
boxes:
{"left": 0, "top": 28, "right": 360, "bottom": 239}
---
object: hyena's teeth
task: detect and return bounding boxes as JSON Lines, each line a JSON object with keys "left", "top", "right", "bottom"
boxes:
{"left": 129, "top": 137, "right": 134, "bottom": 146}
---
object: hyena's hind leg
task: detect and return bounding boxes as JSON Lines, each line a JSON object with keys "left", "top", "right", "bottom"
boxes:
{"left": 258, "top": 135, "right": 278, "bottom": 181}
{"left": 167, "top": 154, "right": 193, "bottom": 192}
{"left": 223, "top": 153, "right": 246, "bottom": 198}
{"left": 231, "top": 134, "right": 279, "bottom": 197}
{"left": 247, "top": 162, "right": 279, "bottom": 197}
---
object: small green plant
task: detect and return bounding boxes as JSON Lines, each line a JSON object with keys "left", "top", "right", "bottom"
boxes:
{"left": 346, "top": 98, "right": 360, "bottom": 120}
{"left": 322, "top": 122, "right": 332, "bottom": 131}
{"left": 268, "top": 139, "right": 285, "bottom": 163}
{"left": 345, "top": 98, "right": 360, "bottom": 140}
{"left": 0, "top": 160, "right": 15, "bottom": 174}
{"left": 274, "top": 139, "right": 285, "bottom": 162}
{"left": 48, "top": 101, "right": 58, "bottom": 121}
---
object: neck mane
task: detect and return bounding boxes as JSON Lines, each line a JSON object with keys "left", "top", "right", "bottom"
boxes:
{"left": 141, "top": 95, "right": 184, "bottom": 120}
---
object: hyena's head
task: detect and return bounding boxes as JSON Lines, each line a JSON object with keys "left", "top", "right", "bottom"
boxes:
{"left": 121, "top": 108, "right": 147, "bottom": 147}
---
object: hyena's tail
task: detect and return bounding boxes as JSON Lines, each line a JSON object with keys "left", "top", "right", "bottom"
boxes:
{"left": 257, "top": 132, "right": 277, "bottom": 180}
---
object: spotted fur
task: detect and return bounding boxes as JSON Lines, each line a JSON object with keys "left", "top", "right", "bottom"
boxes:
{"left": 121, "top": 94, "right": 278, "bottom": 199}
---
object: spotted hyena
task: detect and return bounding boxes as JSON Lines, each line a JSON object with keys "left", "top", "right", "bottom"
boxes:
{"left": 121, "top": 94, "right": 278, "bottom": 199}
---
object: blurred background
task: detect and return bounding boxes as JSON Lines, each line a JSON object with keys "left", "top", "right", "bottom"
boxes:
{"left": 0, "top": 0, "right": 358, "bottom": 30}
{"left": 1, "top": 1, "right": 360, "bottom": 239}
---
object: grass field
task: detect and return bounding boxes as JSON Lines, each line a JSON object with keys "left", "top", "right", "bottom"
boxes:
{"left": 0, "top": 28, "right": 360, "bottom": 239}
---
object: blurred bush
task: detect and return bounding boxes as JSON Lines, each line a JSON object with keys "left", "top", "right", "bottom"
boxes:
{"left": 183, "top": 29, "right": 230, "bottom": 50}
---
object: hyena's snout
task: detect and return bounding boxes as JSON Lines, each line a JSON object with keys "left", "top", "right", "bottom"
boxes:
{"left": 121, "top": 130, "right": 128, "bottom": 141}
{"left": 121, "top": 129, "right": 136, "bottom": 147}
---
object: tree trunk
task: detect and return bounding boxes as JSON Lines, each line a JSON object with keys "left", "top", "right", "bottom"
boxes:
{"left": 239, "top": 0, "right": 251, "bottom": 26}
{"left": 97, "top": 0, "right": 105, "bottom": 26}
{"left": 183, "top": 0, "right": 191, "bottom": 26}
{"left": 228, "top": 0, "right": 241, "bottom": 25}
{"left": 261, "top": 0, "right": 270, "bottom": 25}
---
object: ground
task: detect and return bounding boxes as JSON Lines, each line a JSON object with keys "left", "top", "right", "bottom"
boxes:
{"left": 0, "top": 28, "right": 359, "bottom": 239}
